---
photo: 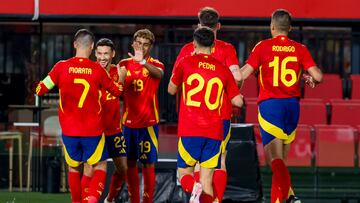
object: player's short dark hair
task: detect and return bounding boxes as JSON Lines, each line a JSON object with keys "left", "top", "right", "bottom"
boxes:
{"left": 198, "top": 7, "right": 219, "bottom": 29}
{"left": 193, "top": 27, "right": 215, "bottom": 47}
{"left": 271, "top": 9, "right": 292, "bottom": 32}
{"left": 133, "top": 29, "right": 155, "bottom": 44}
{"left": 95, "top": 38, "right": 115, "bottom": 51}
{"left": 74, "top": 29, "right": 95, "bottom": 46}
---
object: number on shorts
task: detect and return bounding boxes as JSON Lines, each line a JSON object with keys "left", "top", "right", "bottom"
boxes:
{"left": 114, "top": 136, "right": 126, "bottom": 148}
{"left": 139, "top": 141, "right": 151, "bottom": 153}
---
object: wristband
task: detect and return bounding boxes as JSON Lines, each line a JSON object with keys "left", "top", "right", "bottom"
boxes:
{"left": 139, "top": 59, "right": 146, "bottom": 65}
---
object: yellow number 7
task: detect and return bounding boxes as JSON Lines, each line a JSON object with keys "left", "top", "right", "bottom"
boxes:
{"left": 74, "top": 78, "right": 90, "bottom": 108}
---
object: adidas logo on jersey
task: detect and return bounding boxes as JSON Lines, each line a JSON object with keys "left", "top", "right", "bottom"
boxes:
{"left": 140, "top": 154, "right": 147, "bottom": 159}
{"left": 119, "top": 148, "right": 126, "bottom": 154}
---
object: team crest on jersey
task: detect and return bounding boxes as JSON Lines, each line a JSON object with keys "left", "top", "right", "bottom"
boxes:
{"left": 112, "top": 74, "right": 119, "bottom": 81}
{"left": 142, "top": 68, "right": 149, "bottom": 77}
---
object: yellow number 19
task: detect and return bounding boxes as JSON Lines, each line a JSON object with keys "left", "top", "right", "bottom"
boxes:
{"left": 269, "top": 56, "right": 298, "bottom": 87}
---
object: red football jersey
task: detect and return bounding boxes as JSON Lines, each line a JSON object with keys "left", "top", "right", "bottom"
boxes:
{"left": 120, "top": 57, "right": 164, "bottom": 128}
{"left": 171, "top": 54, "right": 240, "bottom": 140}
{"left": 39, "top": 57, "right": 123, "bottom": 136}
{"left": 101, "top": 64, "right": 122, "bottom": 135}
{"left": 173, "top": 39, "right": 239, "bottom": 120}
{"left": 246, "top": 35, "right": 317, "bottom": 102}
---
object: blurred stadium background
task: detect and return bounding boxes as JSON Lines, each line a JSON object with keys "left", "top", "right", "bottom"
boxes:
{"left": 0, "top": 0, "right": 360, "bottom": 202}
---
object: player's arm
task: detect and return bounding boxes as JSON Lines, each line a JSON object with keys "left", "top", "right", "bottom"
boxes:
{"left": 117, "top": 64, "right": 127, "bottom": 84}
{"left": 142, "top": 61, "right": 164, "bottom": 79}
{"left": 229, "top": 64, "right": 243, "bottom": 88}
{"left": 240, "top": 64, "right": 255, "bottom": 82}
{"left": 304, "top": 66, "right": 323, "bottom": 88}
{"left": 225, "top": 68, "right": 244, "bottom": 107}
{"left": 100, "top": 66, "right": 123, "bottom": 97}
{"left": 36, "top": 75, "right": 55, "bottom": 96}
{"left": 168, "top": 61, "right": 184, "bottom": 95}
{"left": 231, "top": 94, "right": 244, "bottom": 108}
{"left": 302, "top": 47, "right": 323, "bottom": 88}
{"left": 167, "top": 80, "right": 178, "bottom": 95}
{"left": 128, "top": 42, "right": 163, "bottom": 79}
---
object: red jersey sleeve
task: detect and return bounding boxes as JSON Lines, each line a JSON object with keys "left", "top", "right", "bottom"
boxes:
{"left": 171, "top": 58, "right": 185, "bottom": 86}
{"left": 36, "top": 61, "right": 62, "bottom": 96}
{"left": 246, "top": 41, "right": 263, "bottom": 70}
{"left": 301, "top": 46, "right": 317, "bottom": 71}
{"left": 224, "top": 44, "right": 240, "bottom": 67}
{"left": 98, "top": 65, "right": 123, "bottom": 97}
{"left": 150, "top": 58, "right": 165, "bottom": 71}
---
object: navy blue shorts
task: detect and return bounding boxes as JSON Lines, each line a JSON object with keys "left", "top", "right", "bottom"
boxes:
{"left": 123, "top": 125, "right": 159, "bottom": 164}
{"left": 258, "top": 98, "right": 300, "bottom": 146}
{"left": 62, "top": 134, "right": 108, "bottom": 167}
{"left": 177, "top": 136, "right": 221, "bottom": 169}
{"left": 105, "top": 132, "right": 127, "bottom": 158}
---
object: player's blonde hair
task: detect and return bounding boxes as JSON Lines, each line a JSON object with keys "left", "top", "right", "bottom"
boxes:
{"left": 133, "top": 29, "right": 155, "bottom": 44}
{"left": 271, "top": 9, "right": 292, "bottom": 32}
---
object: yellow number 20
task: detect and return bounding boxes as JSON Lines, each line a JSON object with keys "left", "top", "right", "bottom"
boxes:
{"left": 74, "top": 78, "right": 90, "bottom": 108}
{"left": 186, "top": 73, "right": 223, "bottom": 110}
{"left": 269, "top": 56, "right": 298, "bottom": 87}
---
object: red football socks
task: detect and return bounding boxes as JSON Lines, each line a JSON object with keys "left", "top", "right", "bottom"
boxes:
{"left": 180, "top": 174, "right": 196, "bottom": 193}
{"left": 271, "top": 159, "right": 291, "bottom": 200}
{"left": 142, "top": 167, "right": 156, "bottom": 203}
{"left": 271, "top": 175, "right": 282, "bottom": 203}
{"left": 107, "top": 172, "right": 126, "bottom": 202}
{"left": 200, "top": 193, "right": 214, "bottom": 203}
{"left": 80, "top": 175, "right": 91, "bottom": 203}
{"left": 127, "top": 166, "right": 140, "bottom": 203}
{"left": 213, "top": 169, "right": 227, "bottom": 202}
{"left": 88, "top": 169, "right": 106, "bottom": 202}
{"left": 194, "top": 171, "right": 200, "bottom": 182}
{"left": 68, "top": 171, "right": 82, "bottom": 203}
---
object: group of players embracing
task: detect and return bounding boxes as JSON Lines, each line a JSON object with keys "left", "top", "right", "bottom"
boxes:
{"left": 36, "top": 6, "right": 323, "bottom": 203}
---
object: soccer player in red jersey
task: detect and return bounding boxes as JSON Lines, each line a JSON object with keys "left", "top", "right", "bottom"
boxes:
{"left": 240, "top": 9, "right": 323, "bottom": 203}
{"left": 36, "top": 29, "right": 123, "bottom": 203}
{"left": 118, "top": 29, "right": 164, "bottom": 203}
{"left": 173, "top": 7, "right": 242, "bottom": 202}
{"left": 78, "top": 38, "right": 127, "bottom": 203}
{"left": 168, "top": 27, "right": 243, "bottom": 203}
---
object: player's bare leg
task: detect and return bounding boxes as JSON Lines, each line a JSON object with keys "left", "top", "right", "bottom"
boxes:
{"left": 143, "top": 163, "right": 155, "bottom": 203}
{"left": 88, "top": 161, "right": 107, "bottom": 203}
{"left": 68, "top": 165, "right": 82, "bottom": 203}
{"left": 199, "top": 166, "right": 215, "bottom": 203}
{"left": 105, "top": 156, "right": 127, "bottom": 203}
{"left": 178, "top": 167, "right": 202, "bottom": 203}
{"left": 265, "top": 138, "right": 294, "bottom": 203}
{"left": 127, "top": 160, "right": 140, "bottom": 203}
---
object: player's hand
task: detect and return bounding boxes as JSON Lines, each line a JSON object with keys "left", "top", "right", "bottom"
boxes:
{"left": 128, "top": 41, "right": 144, "bottom": 62}
{"left": 303, "top": 74, "right": 316, "bottom": 88}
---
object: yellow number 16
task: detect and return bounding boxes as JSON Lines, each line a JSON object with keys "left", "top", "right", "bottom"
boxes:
{"left": 269, "top": 56, "right": 298, "bottom": 87}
